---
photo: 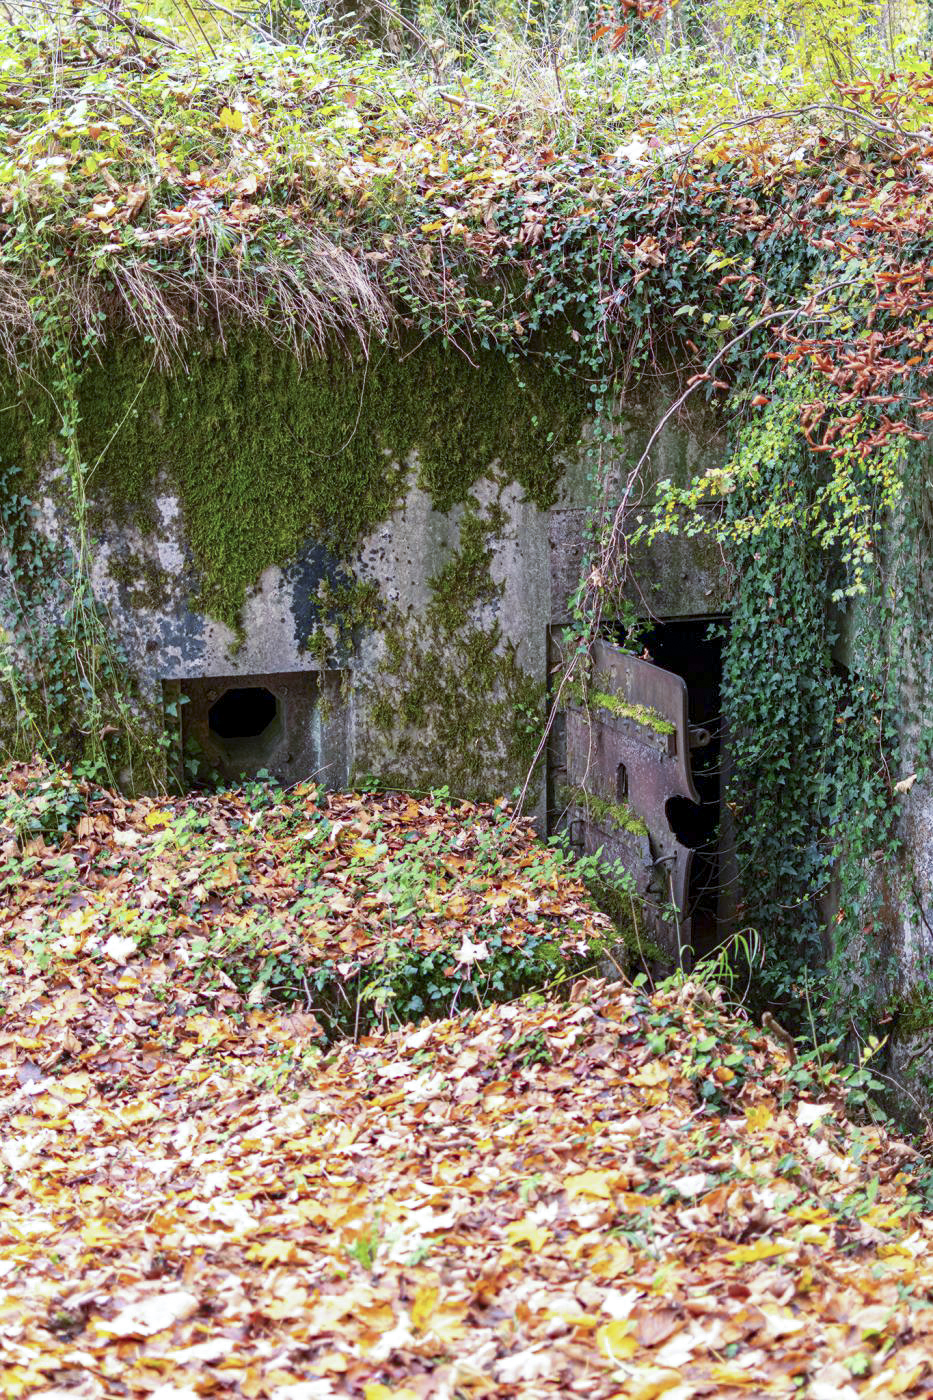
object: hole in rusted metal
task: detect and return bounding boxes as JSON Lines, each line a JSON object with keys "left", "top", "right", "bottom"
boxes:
{"left": 608, "top": 616, "right": 730, "bottom": 958}
{"left": 665, "top": 794, "right": 707, "bottom": 850}
{"left": 637, "top": 618, "right": 727, "bottom": 957}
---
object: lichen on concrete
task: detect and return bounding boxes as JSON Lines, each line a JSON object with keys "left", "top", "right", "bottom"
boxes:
{"left": 356, "top": 487, "right": 546, "bottom": 801}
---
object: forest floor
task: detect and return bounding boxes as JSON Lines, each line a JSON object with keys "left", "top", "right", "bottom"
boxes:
{"left": 3, "top": 767, "right": 933, "bottom": 1398}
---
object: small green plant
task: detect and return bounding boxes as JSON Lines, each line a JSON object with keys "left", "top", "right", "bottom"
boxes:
{"left": 682, "top": 1024, "right": 751, "bottom": 1112}
{"left": 499, "top": 1028, "right": 553, "bottom": 1070}
{"left": 0, "top": 765, "right": 90, "bottom": 848}
{"left": 346, "top": 1219, "right": 382, "bottom": 1271}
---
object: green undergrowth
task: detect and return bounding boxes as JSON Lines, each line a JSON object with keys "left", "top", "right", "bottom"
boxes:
{"left": 0, "top": 769, "right": 618, "bottom": 1041}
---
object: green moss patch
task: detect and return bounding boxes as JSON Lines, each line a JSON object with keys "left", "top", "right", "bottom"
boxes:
{"left": 565, "top": 675, "right": 675, "bottom": 736}
{"left": 587, "top": 690, "right": 675, "bottom": 736}
{"left": 559, "top": 784, "right": 648, "bottom": 838}
{"left": 74, "top": 335, "right": 584, "bottom": 633}
{"left": 357, "top": 489, "right": 544, "bottom": 802}
{"left": 364, "top": 612, "right": 544, "bottom": 801}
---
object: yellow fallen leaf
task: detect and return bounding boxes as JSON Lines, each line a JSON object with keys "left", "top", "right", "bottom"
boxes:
{"left": 505, "top": 1220, "right": 551, "bottom": 1251}
{"left": 54, "top": 1072, "right": 93, "bottom": 1104}
{"left": 81, "top": 1220, "right": 120, "bottom": 1246}
{"left": 709, "top": 1364, "right": 763, "bottom": 1386}
{"left": 117, "top": 1099, "right": 160, "bottom": 1126}
{"left": 596, "top": 1317, "right": 637, "bottom": 1361}
{"left": 621, "top": 1373, "right": 685, "bottom": 1400}
{"left": 745, "top": 1104, "right": 773, "bottom": 1132}
{"left": 725, "top": 1239, "right": 792, "bottom": 1264}
{"left": 866, "top": 1364, "right": 925, "bottom": 1395}
{"left": 618, "top": 1191, "right": 663, "bottom": 1212}
{"left": 861, "top": 1206, "right": 902, "bottom": 1230}
{"left": 565, "top": 1170, "right": 617, "bottom": 1200}
{"left": 144, "top": 809, "right": 173, "bottom": 828}
{"left": 628, "top": 1062, "right": 669, "bottom": 1087}
{"left": 426, "top": 1304, "right": 468, "bottom": 1344}
{"left": 248, "top": 1239, "right": 298, "bottom": 1265}
{"left": 218, "top": 106, "right": 244, "bottom": 131}
{"left": 590, "top": 1239, "right": 633, "bottom": 1279}
{"left": 411, "top": 1285, "right": 438, "bottom": 1331}
{"left": 789, "top": 1205, "right": 831, "bottom": 1223}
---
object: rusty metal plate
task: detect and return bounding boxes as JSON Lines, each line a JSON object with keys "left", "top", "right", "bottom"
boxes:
{"left": 563, "top": 640, "right": 700, "bottom": 963}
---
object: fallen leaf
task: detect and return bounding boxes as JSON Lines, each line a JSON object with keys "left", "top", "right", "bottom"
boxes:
{"left": 93, "top": 1291, "right": 199, "bottom": 1338}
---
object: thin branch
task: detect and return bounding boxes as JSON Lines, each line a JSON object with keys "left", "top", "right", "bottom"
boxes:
{"left": 513, "top": 274, "right": 862, "bottom": 821}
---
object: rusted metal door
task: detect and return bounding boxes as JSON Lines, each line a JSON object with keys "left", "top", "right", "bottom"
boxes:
{"left": 562, "top": 638, "right": 704, "bottom": 965}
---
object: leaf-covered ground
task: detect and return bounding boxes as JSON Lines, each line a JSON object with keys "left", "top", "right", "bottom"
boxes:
{"left": 0, "top": 765, "right": 610, "bottom": 1042}
{"left": 4, "top": 775, "right": 933, "bottom": 1398}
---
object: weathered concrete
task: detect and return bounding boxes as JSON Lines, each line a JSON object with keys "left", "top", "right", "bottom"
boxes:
{"left": 1, "top": 355, "right": 731, "bottom": 834}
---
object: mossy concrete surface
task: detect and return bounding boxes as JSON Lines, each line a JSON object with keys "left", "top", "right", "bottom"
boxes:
{"left": 1, "top": 336, "right": 730, "bottom": 806}
{"left": 1, "top": 337, "right": 586, "bottom": 803}
{"left": 75, "top": 335, "right": 585, "bottom": 633}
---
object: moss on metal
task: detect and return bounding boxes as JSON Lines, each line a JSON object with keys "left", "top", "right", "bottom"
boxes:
{"left": 588, "top": 690, "right": 675, "bottom": 736}
{"left": 564, "top": 676, "right": 675, "bottom": 736}
{"left": 559, "top": 784, "right": 649, "bottom": 838}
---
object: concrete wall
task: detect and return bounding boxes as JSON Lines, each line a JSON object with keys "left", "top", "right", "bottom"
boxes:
{"left": 86, "top": 468, "right": 554, "bottom": 801}
{"left": 1, "top": 351, "right": 731, "bottom": 814}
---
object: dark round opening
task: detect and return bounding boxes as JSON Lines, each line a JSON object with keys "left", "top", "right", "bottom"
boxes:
{"left": 208, "top": 687, "right": 278, "bottom": 741}
{"left": 665, "top": 794, "right": 714, "bottom": 851}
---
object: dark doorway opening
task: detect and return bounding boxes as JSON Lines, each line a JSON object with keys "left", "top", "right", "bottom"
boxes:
{"left": 613, "top": 616, "right": 729, "bottom": 959}
{"left": 209, "top": 687, "right": 278, "bottom": 742}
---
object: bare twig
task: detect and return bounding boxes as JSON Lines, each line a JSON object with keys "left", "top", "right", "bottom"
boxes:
{"left": 513, "top": 274, "right": 862, "bottom": 821}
